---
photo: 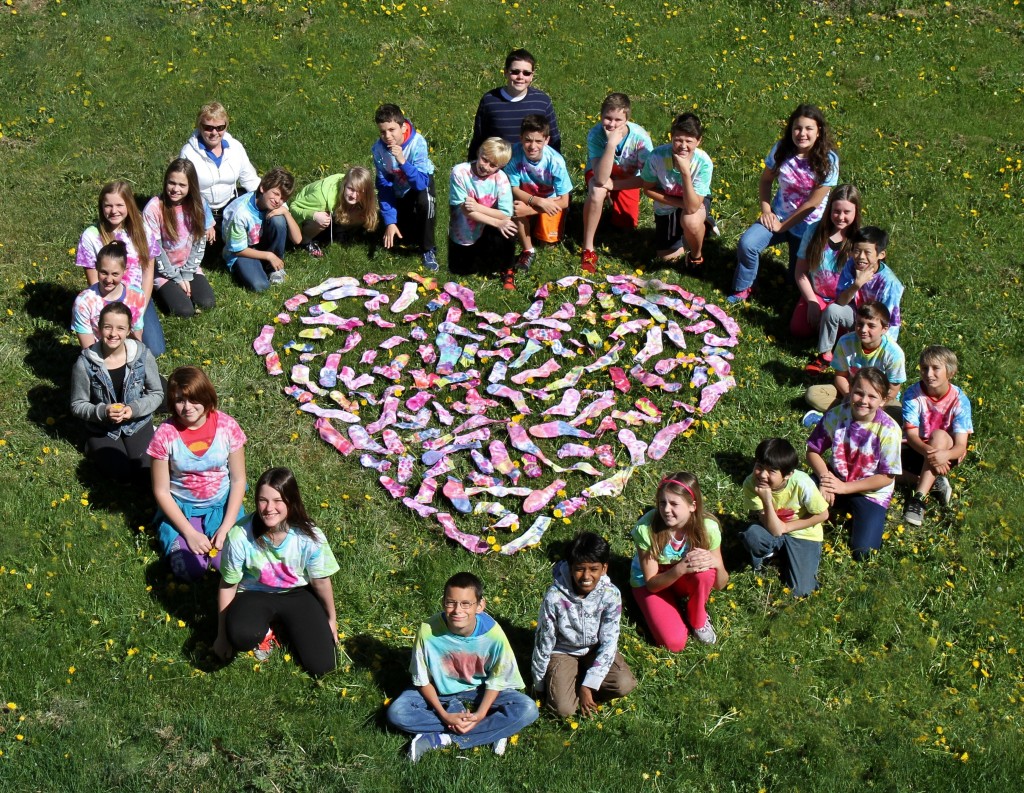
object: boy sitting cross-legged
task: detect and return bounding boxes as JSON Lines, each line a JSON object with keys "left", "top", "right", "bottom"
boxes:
{"left": 386, "top": 572, "right": 539, "bottom": 762}
{"left": 531, "top": 532, "right": 637, "bottom": 718}
{"left": 739, "top": 438, "right": 830, "bottom": 597}
{"left": 900, "top": 346, "right": 973, "bottom": 526}
{"left": 371, "top": 103, "right": 439, "bottom": 270}
{"left": 504, "top": 114, "right": 573, "bottom": 283}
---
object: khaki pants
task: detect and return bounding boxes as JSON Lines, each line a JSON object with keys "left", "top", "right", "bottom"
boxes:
{"left": 543, "top": 650, "right": 636, "bottom": 718}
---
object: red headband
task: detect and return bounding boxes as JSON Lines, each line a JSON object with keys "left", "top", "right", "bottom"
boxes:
{"left": 659, "top": 477, "right": 695, "bottom": 502}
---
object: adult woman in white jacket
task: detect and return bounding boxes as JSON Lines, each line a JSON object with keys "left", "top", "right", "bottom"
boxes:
{"left": 179, "top": 101, "right": 260, "bottom": 239}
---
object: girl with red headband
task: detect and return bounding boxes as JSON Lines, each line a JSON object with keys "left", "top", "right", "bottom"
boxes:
{"left": 629, "top": 472, "right": 729, "bottom": 651}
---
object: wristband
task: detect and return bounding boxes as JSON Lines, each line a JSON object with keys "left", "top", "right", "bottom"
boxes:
{"left": 528, "top": 195, "right": 535, "bottom": 207}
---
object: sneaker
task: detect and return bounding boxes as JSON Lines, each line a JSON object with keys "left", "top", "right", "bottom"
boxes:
{"left": 802, "top": 409, "right": 824, "bottom": 428}
{"left": 693, "top": 620, "right": 717, "bottom": 645}
{"left": 253, "top": 628, "right": 277, "bottom": 661}
{"left": 804, "top": 353, "right": 833, "bottom": 375}
{"left": 685, "top": 252, "right": 704, "bottom": 269}
{"left": 932, "top": 476, "right": 952, "bottom": 506}
{"left": 492, "top": 737, "right": 508, "bottom": 756}
{"left": 751, "top": 550, "right": 775, "bottom": 573}
{"left": 501, "top": 267, "right": 516, "bottom": 291}
{"left": 726, "top": 287, "right": 751, "bottom": 304}
{"left": 409, "top": 732, "right": 449, "bottom": 762}
{"left": 516, "top": 249, "right": 535, "bottom": 272}
{"left": 421, "top": 249, "right": 439, "bottom": 272}
{"left": 705, "top": 216, "right": 721, "bottom": 237}
{"left": 580, "top": 249, "right": 598, "bottom": 274}
{"left": 303, "top": 240, "right": 325, "bottom": 259}
{"left": 268, "top": 269, "right": 286, "bottom": 285}
{"left": 903, "top": 495, "right": 926, "bottom": 527}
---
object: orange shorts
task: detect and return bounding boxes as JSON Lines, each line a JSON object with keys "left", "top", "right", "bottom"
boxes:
{"left": 518, "top": 184, "right": 567, "bottom": 243}
{"left": 585, "top": 166, "right": 641, "bottom": 229}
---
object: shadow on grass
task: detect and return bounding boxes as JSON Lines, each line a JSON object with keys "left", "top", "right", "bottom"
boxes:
{"left": 23, "top": 281, "right": 81, "bottom": 327}
{"left": 344, "top": 633, "right": 410, "bottom": 726}
{"left": 145, "top": 557, "right": 224, "bottom": 671}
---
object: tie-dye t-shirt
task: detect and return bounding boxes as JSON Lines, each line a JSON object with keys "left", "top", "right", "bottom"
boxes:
{"left": 629, "top": 510, "right": 721, "bottom": 588}
{"left": 221, "top": 192, "right": 276, "bottom": 272}
{"left": 410, "top": 611, "right": 526, "bottom": 696}
{"left": 220, "top": 518, "right": 339, "bottom": 594}
{"left": 806, "top": 403, "right": 902, "bottom": 507}
{"left": 742, "top": 470, "right": 829, "bottom": 542}
{"left": 902, "top": 382, "right": 973, "bottom": 442}
{"left": 142, "top": 196, "right": 214, "bottom": 287}
{"left": 639, "top": 144, "right": 714, "bottom": 216}
{"left": 71, "top": 283, "right": 146, "bottom": 335}
{"left": 75, "top": 226, "right": 161, "bottom": 293}
{"left": 448, "top": 161, "right": 514, "bottom": 246}
{"left": 835, "top": 261, "right": 904, "bottom": 340}
{"left": 147, "top": 410, "right": 247, "bottom": 510}
{"left": 765, "top": 142, "right": 840, "bottom": 234}
{"left": 797, "top": 222, "right": 845, "bottom": 302}
{"left": 586, "top": 122, "right": 654, "bottom": 177}
{"left": 504, "top": 145, "right": 573, "bottom": 198}
{"left": 833, "top": 332, "right": 907, "bottom": 387}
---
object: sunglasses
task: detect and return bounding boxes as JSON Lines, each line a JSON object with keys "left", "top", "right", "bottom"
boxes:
{"left": 507, "top": 68, "right": 533, "bottom": 77}
{"left": 201, "top": 123, "right": 227, "bottom": 133}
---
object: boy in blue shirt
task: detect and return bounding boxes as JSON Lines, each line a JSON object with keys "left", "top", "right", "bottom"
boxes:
{"left": 505, "top": 114, "right": 573, "bottom": 287}
{"left": 386, "top": 572, "right": 538, "bottom": 762}
{"left": 739, "top": 438, "right": 830, "bottom": 597}
{"left": 221, "top": 167, "right": 302, "bottom": 292}
{"left": 371, "top": 103, "right": 438, "bottom": 271}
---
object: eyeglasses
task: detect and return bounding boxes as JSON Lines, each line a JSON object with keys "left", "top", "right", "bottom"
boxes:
{"left": 201, "top": 123, "right": 227, "bottom": 133}
{"left": 443, "top": 599, "right": 478, "bottom": 611}
{"left": 507, "top": 69, "right": 533, "bottom": 77}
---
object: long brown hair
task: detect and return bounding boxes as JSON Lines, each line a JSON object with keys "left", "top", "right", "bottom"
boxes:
{"left": 98, "top": 180, "right": 150, "bottom": 270}
{"left": 772, "top": 103, "right": 836, "bottom": 183}
{"left": 648, "top": 471, "right": 717, "bottom": 557}
{"left": 159, "top": 159, "right": 206, "bottom": 245}
{"left": 252, "top": 467, "right": 319, "bottom": 548}
{"left": 333, "top": 166, "right": 378, "bottom": 231}
{"left": 802, "top": 184, "right": 861, "bottom": 276}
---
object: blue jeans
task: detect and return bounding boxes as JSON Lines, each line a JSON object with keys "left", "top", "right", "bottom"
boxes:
{"left": 733, "top": 222, "right": 801, "bottom": 292}
{"left": 834, "top": 493, "right": 890, "bottom": 561}
{"left": 386, "top": 687, "right": 538, "bottom": 749}
{"left": 141, "top": 299, "right": 165, "bottom": 357}
{"left": 232, "top": 215, "right": 288, "bottom": 292}
{"left": 740, "top": 523, "right": 822, "bottom": 597}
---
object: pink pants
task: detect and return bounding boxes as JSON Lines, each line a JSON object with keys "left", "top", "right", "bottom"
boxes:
{"left": 789, "top": 293, "right": 829, "bottom": 339}
{"left": 632, "top": 568, "right": 716, "bottom": 652}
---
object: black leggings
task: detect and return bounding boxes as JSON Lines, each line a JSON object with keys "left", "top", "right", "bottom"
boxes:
{"left": 155, "top": 275, "right": 216, "bottom": 317}
{"left": 394, "top": 179, "right": 437, "bottom": 252}
{"left": 225, "top": 586, "right": 337, "bottom": 677}
{"left": 84, "top": 422, "right": 154, "bottom": 484}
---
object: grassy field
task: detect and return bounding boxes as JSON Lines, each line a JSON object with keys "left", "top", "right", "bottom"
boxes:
{"left": 2, "top": 0, "right": 1024, "bottom": 790}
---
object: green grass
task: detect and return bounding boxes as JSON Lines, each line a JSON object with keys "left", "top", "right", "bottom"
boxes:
{"left": 2, "top": 0, "right": 1024, "bottom": 790}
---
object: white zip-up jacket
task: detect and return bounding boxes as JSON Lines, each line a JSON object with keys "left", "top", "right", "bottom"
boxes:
{"left": 179, "top": 131, "right": 260, "bottom": 211}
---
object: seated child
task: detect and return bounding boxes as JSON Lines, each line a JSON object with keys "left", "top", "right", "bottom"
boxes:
{"left": 641, "top": 112, "right": 713, "bottom": 266}
{"left": 630, "top": 472, "right": 729, "bottom": 652}
{"left": 505, "top": 114, "right": 573, "bottom": 280}
{"left": 531, "top": 532, "right": 636, "bottom": 717}
{"left": 900, "top": 346, "right": 973, "bottom": 527}
{"left": 71, "top": 240, "right": 147, "bottom": 349}
{"left": 447, "top": 137, "right": 517, "bottom": 283}
{"left": 807, "top": 226, "right": 903, "bottom": 373}
{"left": 221, "top": 167, "right": 302, "bottom": 292}
{"left": 288, "top": 165, "right": 379, "bottom": 256}
{"left": 806, "top": 368, "right": 902, "bottom": 561}
{"left": 580, "top": 93, "right": 654, "bottom": 273}
{"left": 70, "top": 302, "right": 163, "bottom": 484}
{"left": 214, "top": 467, "right": 340, "bottom": 678}
{"left": 371, "top": 103, "right": 438, "bottom": 270}
{"left": 386, "top": 572, "right": 539, "bottom": 762}
{"left": 805, "top": 301, "right": 906, "bottom": 415}
{"left": 739, "top": 438, "right": 830, "bottom": 597}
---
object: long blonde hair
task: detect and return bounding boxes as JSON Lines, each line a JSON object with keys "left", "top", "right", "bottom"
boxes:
{"left": 648, "top": 471, "right": 716, "bottom": 557}
{"left": 333, "top": 166, "right": 378, "bottom": 231}
{"left": 98, "top": 181, "right": 150, "bottom": 271}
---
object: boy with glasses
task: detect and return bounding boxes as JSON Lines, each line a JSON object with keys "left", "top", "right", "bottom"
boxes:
{"left": 386, "top": 572, "right": 538, "bottom": 762}
{"left": 467, "top": 48, "right": 561, "bottom": 160}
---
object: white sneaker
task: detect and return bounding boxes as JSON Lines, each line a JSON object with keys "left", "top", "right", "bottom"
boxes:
{"left": 492, "top": 737, "right": 508, "bottom": 756}
{"left": 932, "top": 476, "right": 953, "bottom": 506}
{"left": 693, "top": 620, "right": 717, "bottom": 645}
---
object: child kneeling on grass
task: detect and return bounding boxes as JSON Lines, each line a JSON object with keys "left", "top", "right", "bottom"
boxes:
{"left": 213, "top": 467, "right": 340, "bottom": 678}
{"left": 386, "top": 572, "right": 538, "bottom": 762}
{"left": 630, "top": 472, "right": 729, "bottom": 651}
{"left": 739, "top": 438, "right": 830, "bottom": 597}
{"left": 806, "top": 367, "right": 902, "bottom": 561}
{"left": 531, "top": 532, "right": 636, "bottom": 717}
{"left": 900, "top": 345, "right": 973, "bottom": 527}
